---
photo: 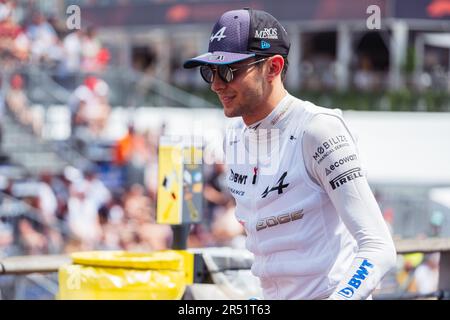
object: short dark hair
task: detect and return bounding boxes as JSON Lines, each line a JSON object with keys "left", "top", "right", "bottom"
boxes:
{"left": 281, "top": 56, "right": 289, "bottom": 82}
{"left": 255, "top": 55, "right": 289, "bottom": 82}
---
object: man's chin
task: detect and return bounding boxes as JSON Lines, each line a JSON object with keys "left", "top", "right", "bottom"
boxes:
{"left": 223, "top": 107, "right": 238, "bottom": 118}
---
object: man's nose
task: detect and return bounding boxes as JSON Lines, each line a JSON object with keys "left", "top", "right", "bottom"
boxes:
{"left": 211, "top": 71, "right": 227, "bottom": 92}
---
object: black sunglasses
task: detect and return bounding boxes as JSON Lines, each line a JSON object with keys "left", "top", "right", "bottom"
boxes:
{"left": 200, "top": 57, "right": 269, "bottom": 84}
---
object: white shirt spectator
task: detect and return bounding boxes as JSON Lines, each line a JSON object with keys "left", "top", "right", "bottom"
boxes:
{"left": 0, "top": 1, "right": 13, "bottom": 22}
{"left": 414, "top": 253, "right": 440, "bottom": 294}
{"left": 63, "top": 31, "right": 82, "bottom": 72}
{"left": 67, "top": 182, "right": 101, "bottom": 247}
{"left": 27, "top": 17, "right": 57, "bottom": 62}
{"left": 38, "top": 181, "right": 58, "bottom": 225}
{"left": 84, "top": 176, "right": 111, "bottom": 210}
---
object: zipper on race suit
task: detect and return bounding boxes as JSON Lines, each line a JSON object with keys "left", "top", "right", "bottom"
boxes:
{"left": 249, "top": 163, "right": 261, "bottom": 262}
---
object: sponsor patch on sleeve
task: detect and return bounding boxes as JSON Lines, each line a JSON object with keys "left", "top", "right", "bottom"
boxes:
{"left": 337, "top": 259, "right": 375, "bottom": 299}
{"left": 312, "top": 135, "right": 350, "bottom": 164}
{"left": 329, "top": 167, "right": 364, "bottom": 190}
{"left": 325, "top": 154, "right": 358, "bottom": 176}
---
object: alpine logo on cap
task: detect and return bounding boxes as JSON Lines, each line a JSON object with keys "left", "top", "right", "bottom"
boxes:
{"left": 210, "top": 26, "right": 227, "bottom": 42}
{"left": 261, "top": 40, "right": 271, "bottom": 49}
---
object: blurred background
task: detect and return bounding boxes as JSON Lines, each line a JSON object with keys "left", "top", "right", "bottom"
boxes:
{"left": 0, "top": 0, "right": 450, "bottom": 299}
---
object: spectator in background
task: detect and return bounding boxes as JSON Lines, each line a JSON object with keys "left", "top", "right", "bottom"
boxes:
{"left": 6, "top": 73, "right": 42, "bottom": 135}
{"left": 26, "top": 12, "right": 58, "bottom": 65}
{"left": 61, "top": 29, "right": 83, "bottom": 88}
{"left": 97, "top": 192, "right": 124, "bottom": 250}
{"left": 122, "top": 183, "right": 150, "bottom": 222}
{"left": 67, "top": 180, "right": 101, "bottom": 249}
{"left": 49, "top": 172, "right": 71, "bottom": 221}
{"left": 114, "top": 125, "right": 148, "bottom": 188}
{"left": 47, "top": 13, "right": 67, "bottom": 39}
{"left": 0, "top": 76, "right": 4, "bottom": 150}
{"left": 0, "top": 1, "right": 14, "bottom": 21}
{"left": 354, "top": 55, "right": 377, "bottom": 91}
{"left": 414, "top": 253, "right": 440, "bottom": 295}
{"left": 396, "top": 253, "right": 423, "bottom": 293}
{"left": 17, "top": 218, "right": 47, "bottom": 255}
{"left": 63, "top": 236, "right": 85, "bottom": 253}
{"left": 0, "top": 7, "right": 29, "bottom": 68}
{"left": 81, "top": 26, "right": 104, "bottom": 72}
{"left": 0, "top": 219, "right": 14, "bottom": 258}
{"left": 142, "top": 128, "right": 160, "bottom": 201}
{"left": 78, "top": 78, "right": 111, "bottom": 137}
{"left": 138, "top": 221, "right": 172, "bottom": 251}
{"left": 68, "top": 75, "right": 111, "bottom": 148}
{"left": 96, "top": 46, "right": 110, "bottom": 70}
{"left": 41, "top": 224, "right": 64, "bottom": 254}
{"left": 203, "top": 162, "right": 233, "bottom": 228}
{"left": 68, "top": 75, "right": 96, "bottom": 131}
{"left": 0, "top": 218, "right": 15, "bottom": 298}
{"left": 121, "top": 183, "right": 172, "bottom": 251}
{"left": 83, "top": 166, "right": 111, "bottom": 211}
{"left": 37, "top": 172, "right": 58, "bottom": 226}
{"left": 429, "top": 210, "right": 444, "bottom": 237}
{"left": 187, "top": 223, "right": 214, "bottom": 248}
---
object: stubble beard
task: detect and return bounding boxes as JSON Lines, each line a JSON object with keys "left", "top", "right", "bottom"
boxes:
{"left": 223, "top": 80, "right": 264, "bottom": 120}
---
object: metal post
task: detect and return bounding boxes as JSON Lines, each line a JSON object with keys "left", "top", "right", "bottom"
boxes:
{"left": 286, "top": 25, "right": 301, "bottom": 90}
{"left": 438, "top": 251, "right": 450, "bottom": 292}
{"left": 336, "top": 23, "right": 352, "bottom": 91}
{"left": 414, "top": 34, "right": 425, "bottom": 87}
{"left": 389, "top": 21, "right": 408, "bottom": 90}
{"left": 448, "top": 48, "right": 450, "bottom": 88}
{"left": 171, "top": 224, "right": 191, "bottom": 250}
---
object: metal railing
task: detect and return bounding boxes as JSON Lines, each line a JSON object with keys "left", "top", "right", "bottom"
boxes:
{"left": 5, "top": 65, "right": 216, "bottom": 109}
{"left": 1, "top": 238, "right": 450, "bottom": 300}
{"left": 0, "top": 192, "right": 72, "bottom": 244}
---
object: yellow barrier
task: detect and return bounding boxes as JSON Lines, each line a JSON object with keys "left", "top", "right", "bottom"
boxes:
{"left": 58, "top": 250, "right": 193, "bottom": 300}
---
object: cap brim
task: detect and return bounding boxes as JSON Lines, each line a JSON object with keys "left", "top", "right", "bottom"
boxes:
{"left": 183, "top": 51, "right": 255, "bottom": 69}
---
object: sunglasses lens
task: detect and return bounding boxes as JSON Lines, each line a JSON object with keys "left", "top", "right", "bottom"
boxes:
{"left": 200, "top": 66, "right": 214, "bottom": 83}
{"left": 200, "top": 65, "right": 234, "bottom": 84}
{"left": 218, "top": 65, "right": 233, "bottom": 83}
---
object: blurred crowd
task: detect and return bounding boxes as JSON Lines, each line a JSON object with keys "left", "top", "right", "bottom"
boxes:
{"left": 0, "top": 167, "right": 170, "bottom": 255}
{"left": 0, "top": 159, "right": 244, "bottom": 258}
{"left": 0, "top": 72, "right": 244, "bottom": 259}
{"left": 0, "top": 1, "right": 245, "bottom": 261}
{"left": 395, "top": 252, "right": 441, "bottom": 296}
{"left": 0, "top": 1, "right": 109, "bottom": 73}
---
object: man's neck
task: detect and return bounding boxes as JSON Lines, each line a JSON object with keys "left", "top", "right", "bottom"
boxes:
{"left": 242, "top": 87, "right": 288, "bottom": 126}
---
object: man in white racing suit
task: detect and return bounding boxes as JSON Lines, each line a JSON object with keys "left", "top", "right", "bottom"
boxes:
{"left": 183, "top": 8, "right": 397, "bottom": 300}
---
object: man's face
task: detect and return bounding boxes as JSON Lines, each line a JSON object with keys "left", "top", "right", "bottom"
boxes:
{"left": 210, "top": 58, "right": 268, "bottom": 119}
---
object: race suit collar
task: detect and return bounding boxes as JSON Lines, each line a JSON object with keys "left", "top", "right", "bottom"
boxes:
{"left": 246, "top": 93, "right": 293, "bottom": 131}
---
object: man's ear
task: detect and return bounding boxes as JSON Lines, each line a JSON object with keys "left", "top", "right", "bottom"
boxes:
{"left": 266, "top": 55, "right": 284, "bottom": 81}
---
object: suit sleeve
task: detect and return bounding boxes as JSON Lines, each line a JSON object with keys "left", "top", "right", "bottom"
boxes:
{"left": 302, "top": 113, "right": 397, "bottom": 300}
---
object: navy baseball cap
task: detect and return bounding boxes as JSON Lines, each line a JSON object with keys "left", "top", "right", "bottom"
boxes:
{"left": 183, "top": 8, "right": 290, "bottom": 68}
